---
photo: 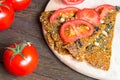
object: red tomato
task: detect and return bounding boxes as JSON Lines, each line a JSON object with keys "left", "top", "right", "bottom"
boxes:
{"left": 3, "top": 41, "right": 38, "bottom": 76}
{"left": 6, "top": 0, "right": 31, "bottom": 10}
{"left": 50, "top": 7, "right": 79, "bottom": 23}
{"left": 0, "top": 1, "right": 14, "bottom": 31}
{"left": 76, "top": 8, "right": 100, "bottom": 25}
{"left": 63, "top": 0, "right": 84, "bottom": 5}
{"left": 60, "top": 19, "right": 94, "bottom": 44}
{"left": 95, "top": 4, "right": 115, "bottom": 20}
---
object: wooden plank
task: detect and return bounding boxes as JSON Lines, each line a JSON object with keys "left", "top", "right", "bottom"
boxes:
{"left": 0, "top": 0, "right": 96, "bottom": 80}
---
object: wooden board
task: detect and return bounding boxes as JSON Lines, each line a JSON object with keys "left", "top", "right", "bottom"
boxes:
{"left": 43, "top": 0, "right": 120, "bottom": 80}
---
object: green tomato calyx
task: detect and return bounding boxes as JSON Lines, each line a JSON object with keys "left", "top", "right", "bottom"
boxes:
{"left": 7, "top": 41, "right": 31, "bottom": 63}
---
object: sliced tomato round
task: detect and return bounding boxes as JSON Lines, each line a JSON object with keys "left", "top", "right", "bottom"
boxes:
{"left": 63, "top": 0, "right": 84, "bottom": 5}
{"left": 50, "top": 7, "right": 79, "bottom": 23}
{"left": 95, "top": 4, "right": 115, "bottom": 20}
{"left": 60, "top": 19, "right": 94, "bottom": 44}
{"left": 75, "top": 8, "right": 100, "bottom": 25}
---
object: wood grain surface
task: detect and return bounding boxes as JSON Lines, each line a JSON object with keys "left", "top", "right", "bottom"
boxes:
{"left": 0, "top": 0, "right": 96, "bottom": 80}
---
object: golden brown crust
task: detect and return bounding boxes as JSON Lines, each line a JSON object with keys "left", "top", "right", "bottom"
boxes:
{"left": 40, "top": 10, "right": 118, "bottom": 70}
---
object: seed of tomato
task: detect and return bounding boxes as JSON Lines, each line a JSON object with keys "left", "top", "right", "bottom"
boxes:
{"left": 50, "top": 7, "right": 79, "bottom": 23}
{"left": 60, "top": 19, "right": 94, "bottom": 44}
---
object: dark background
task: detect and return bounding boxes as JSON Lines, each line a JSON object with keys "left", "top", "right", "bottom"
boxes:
{"left": 0, "top": 0, "right": 96, "bottom": 80}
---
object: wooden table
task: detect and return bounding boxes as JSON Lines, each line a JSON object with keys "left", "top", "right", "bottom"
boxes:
{"left": 0, "top": 0, "right": 96, "bottom": 80}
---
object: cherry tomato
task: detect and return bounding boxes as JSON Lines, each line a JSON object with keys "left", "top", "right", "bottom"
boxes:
{"left": 0, "top": 1, "right": 14, "bottom": 31}
{"left": 50, "top": 7, "right": 79, "bottom": 23}
{"left": 63, "top": 0, "right": 84, "bottom": 5}
{"left": 95, "top": 4, "right": 115, "bottom": 20}
{"left": 76, "top": 8, "right": 100, "bottom": 25}
{"left": 60, "top": 19, "right": 94, "bottom": 44}
{"left": 3, "top": 41, "right": 38, "bottom": 76}
{"left": 6, "top": 0, "right": 31, "bottom": 10}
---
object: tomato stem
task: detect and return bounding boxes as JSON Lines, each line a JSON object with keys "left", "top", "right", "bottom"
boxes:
{"left": 7, "top": 41, "right": 31, "bottom": 63}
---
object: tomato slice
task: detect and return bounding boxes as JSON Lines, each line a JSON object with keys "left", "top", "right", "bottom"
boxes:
{"left": 50, "top": 7, "right": 79, "bottom": 23}
{"left": 75, "top": 8, "right": 100, "bottom": 25}
{"left": 60, "top": 19, "right": 94, "bottom": 44}
{"left": 95, "top": 4, "right": 115, "bottom": 20}
{"left": 63, "top": 0, "right": 84, "bottom": 5}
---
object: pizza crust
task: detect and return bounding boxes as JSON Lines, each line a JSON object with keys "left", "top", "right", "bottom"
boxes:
{"left": 42, "top": 0, "right": 120, "bottom": 79}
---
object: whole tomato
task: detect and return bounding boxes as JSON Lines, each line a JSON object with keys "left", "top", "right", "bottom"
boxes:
{"left": 0, "top": 0, "right": 14, "bottom": 31}
{"left": 3, "top": 41, "right": 39, "bottom": 76}
{"left": 6, "top": 0, "right": 31, "bottom": 10}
